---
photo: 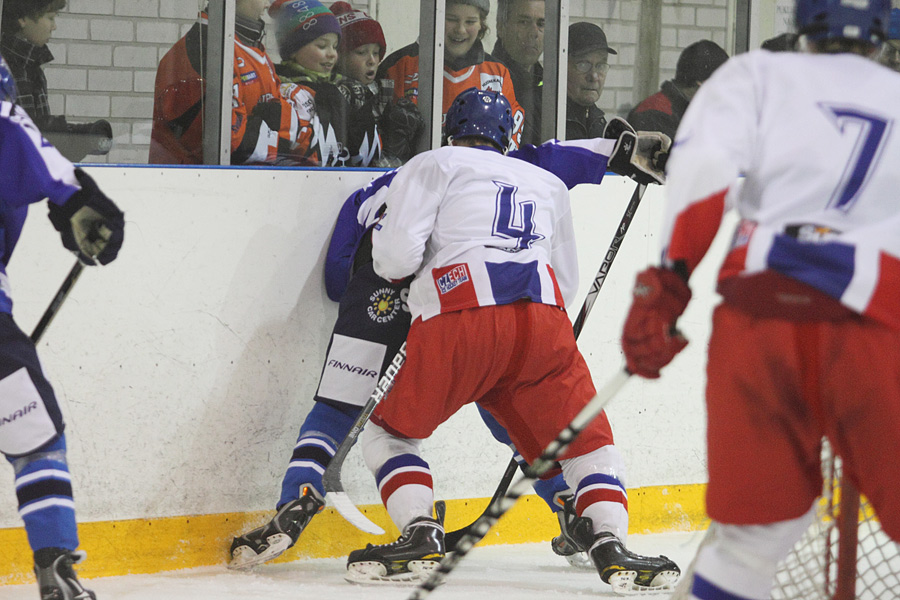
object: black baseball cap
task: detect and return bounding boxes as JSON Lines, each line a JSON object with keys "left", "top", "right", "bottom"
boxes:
{"left": 569, "top": 22, "right": 618, "bottom": 56}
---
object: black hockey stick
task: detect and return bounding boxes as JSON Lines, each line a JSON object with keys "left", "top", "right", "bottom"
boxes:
{"left": 408, "top": 369, "right": 632, "bottom": 600}
{"left": 572, "top": 181, "right": 647, "bottom": 338}
{"left": 444, "top": 181, "right": 648, "bottom": 551}
{"left": 322, "top": 341, "right": 407, "bottom": 535}
{"left": 30, "top": 260, "right": 85, "bottom": 343}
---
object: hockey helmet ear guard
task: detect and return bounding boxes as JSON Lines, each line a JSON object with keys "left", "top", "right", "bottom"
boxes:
{"left": 0, "top": 55, "right": 17, "bottom": 103}
{"left": 795, "top": 0, "right": 890, "bottom": 46}
{"left": 445, "top": 87, "right": 514, "bottom": 152}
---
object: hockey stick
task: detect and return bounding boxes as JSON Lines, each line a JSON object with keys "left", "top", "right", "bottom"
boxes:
{"left": 408, "top": 369, "right": 632, "bottom": 600}
{"left": 572, "top": 181, "right": 647, "bottom": 338}
{"left": 30, "top": 260, "right": 85, "bottom": 344}
{"left": 444, "top": 181, "right": 648, "bottom": 551}
{"left": 322, "top": 341, "right": 407, "bottom": 535}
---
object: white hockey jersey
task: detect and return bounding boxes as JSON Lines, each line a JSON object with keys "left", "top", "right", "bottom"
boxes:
{"left": 371, "top": 145, "right": 578, "bottom": 322}
{"left": 663, "top": 50, "right": 900, "bottom": 329}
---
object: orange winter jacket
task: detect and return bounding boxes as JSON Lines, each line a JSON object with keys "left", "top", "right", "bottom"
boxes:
{"left": 376, "top": 40, "right": 525, "bottom": 150}
{"left": 150, "top": 12, "right": 303, "bottom": 165}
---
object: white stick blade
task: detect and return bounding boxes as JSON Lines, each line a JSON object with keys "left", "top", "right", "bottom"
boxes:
{"left": 326, "top": 491, "right": 386, "bottom": 535}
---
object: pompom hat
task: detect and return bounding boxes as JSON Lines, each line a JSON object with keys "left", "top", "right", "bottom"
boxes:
{"left": 269, "top": 0, "right": 342, "bottom": 60}
{"left": 329, "top": 1, "right": 386, "bottom": 59}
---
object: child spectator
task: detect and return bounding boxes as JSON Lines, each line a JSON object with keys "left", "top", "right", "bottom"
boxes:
{"left": 270, "top": 0, "right": 383, "bottom": 167}
{"left": 329, "top": 1, "right": 410, "bottom": 166}
{"left": 150, "top": 1, "right": 305, "bottom": 166}
{"left": 0, "top": 0, "right": 113, "bottom": 161}
{"left": 376, "top": 0, "right": 525, "bottom": 156}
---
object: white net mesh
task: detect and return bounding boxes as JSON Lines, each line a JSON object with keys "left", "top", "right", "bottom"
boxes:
{"left": 771, "top": 444, "right": 900, "bottom": 600}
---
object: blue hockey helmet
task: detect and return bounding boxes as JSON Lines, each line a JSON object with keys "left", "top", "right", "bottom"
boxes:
{"left": 445, "top": 87, "right": 513, "bottom": 152}
{"left": 0, "top": 55, "right": 17, "bottom": 103}
{"left": 795, "top": 0, "right": 890, "bottom": 45}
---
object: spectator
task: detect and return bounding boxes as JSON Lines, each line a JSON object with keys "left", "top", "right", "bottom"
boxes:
{"left": 627, "top": 40, "right": 728, "bottom": 141}
{"left": 0, "top": 0, "right": 113, "bottom": 162}
{"left": 761, "top": 32, "right": 798, "bottom": 52}
{"left": 377, "top": 0, "right": 525, "bottom": 155}
{"left": 493, "top": 0, "right": 545, "bottom": 146}
{"left": 878, "top": 8, "right": 900, "bottom": 72}
{"left": 565, "top": 22, "right": 616, "bottom": 140}
{"left": 149, "top": 0, "right": 305, "bottom": 166}
{"left": 269, "top": 0, "right": 374, "bottom": 167}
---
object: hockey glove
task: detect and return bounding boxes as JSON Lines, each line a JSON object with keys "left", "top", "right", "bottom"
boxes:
{"left": 48, "top": 169, "right": 125, "bottom": 266}
{"left": 607, "top": 127, "right": 671, "bottom": 186}
{"left": 621, "top": 267, "right": 691, "bottom": 379}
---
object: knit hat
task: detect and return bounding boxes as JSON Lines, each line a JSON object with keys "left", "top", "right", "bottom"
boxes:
{"left": 330, "top": 1, "right": 386, "bottom": 59}
{"left": 447, "top": 0, "right": 490, "bottom": 15}
{"left": 269, "top": 0, "right": 342, "bottom": 60}
{"left": 569, "top": 22, "right": 617, "bottom": 57}
{"left": 674, "top": 40, "right": 728, "bottom": 86}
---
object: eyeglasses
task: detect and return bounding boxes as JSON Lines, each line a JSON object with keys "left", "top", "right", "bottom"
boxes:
{"left": 573, "top": 60, "right": 610, "bottom": 75}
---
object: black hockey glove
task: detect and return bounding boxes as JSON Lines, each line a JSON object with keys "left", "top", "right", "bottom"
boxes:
{"left": 48, "top": 169, "right": 125, "bottom": 266}
{"left": 604, "top": 117, "right": 671, "bottom": 186}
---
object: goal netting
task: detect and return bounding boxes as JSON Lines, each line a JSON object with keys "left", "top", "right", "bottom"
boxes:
{"left": 771, "top": 443, "right": 900, "bottom": 600}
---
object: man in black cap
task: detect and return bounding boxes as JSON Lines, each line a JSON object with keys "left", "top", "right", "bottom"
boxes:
{"left": 565, "top": 21, "right": 617, "bottom": 140}
{"left": 627, "top": 39, "right": 728, "bottom": 140}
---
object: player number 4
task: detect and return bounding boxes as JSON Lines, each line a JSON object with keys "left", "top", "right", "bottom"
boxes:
{"left": 492, "top": 181, "right": 544, "bottom": 250}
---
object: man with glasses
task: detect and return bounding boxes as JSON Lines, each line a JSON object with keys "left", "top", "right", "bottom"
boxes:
{"left": 565, "top": 22, "right": 615, "bottom": 141}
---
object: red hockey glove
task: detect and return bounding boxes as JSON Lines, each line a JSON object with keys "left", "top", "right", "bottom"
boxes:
{"left": 622, "top": 267, "right": 691, "bottom": 379}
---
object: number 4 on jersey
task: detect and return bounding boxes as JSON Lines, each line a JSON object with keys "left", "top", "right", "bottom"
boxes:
{"left": 492, "top": 181, "right": 544, "bottom": 250}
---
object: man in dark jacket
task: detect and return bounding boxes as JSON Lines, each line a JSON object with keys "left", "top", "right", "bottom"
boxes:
{"left": 493, "top": 0, "right": 545, "bottom": 146}
{"left": 565, "top": 22, "right": 616, "bottom": 140}
{"left": 627, "top": 40, "right": 728, "bottom": 140}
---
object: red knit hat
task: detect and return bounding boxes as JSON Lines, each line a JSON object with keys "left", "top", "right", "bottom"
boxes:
{"left": 329, "top": 1, "right": 386, "bottom": 59}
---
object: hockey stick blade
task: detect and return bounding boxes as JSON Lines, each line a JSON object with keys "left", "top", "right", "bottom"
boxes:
{"left": 408, "top": 369, "right": 632, "bottom": 600}
{"left": 443, "top": 182, "right": 648, "bottom": 547}
{"left": 445, "top": 456, "right": 518, "bottom": 552}
{"left": 327, "top": 491, "right": 385, "bottom": 535}
{"left": 322, "top": 342, "right": 407, "bottom": 534}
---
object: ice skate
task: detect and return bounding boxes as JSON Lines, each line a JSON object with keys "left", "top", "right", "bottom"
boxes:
{"left": 585, "top": 531, "right": 680, "bottom": 595}
{"left": 550, "top": 495, "right": 593, "bottom": 569}
{"left": 345, "top": 516, "right": 445, "bottom": 584}
{"left": 228, "top": 487, "right": 324, "bottom": 570}
{"left": 34, "top": 548, "right": 96, "bottom": 600}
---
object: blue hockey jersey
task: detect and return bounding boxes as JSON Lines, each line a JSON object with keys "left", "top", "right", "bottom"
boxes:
{"left": 0, "top": 101, "right": 81, "bottom": 314}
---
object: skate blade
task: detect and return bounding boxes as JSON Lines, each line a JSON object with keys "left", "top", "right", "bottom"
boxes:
{"left": 344, "top": 560, "right": 443, "bottom": 585}
{"left": 608, "top": 570, "right": 680, "bottom": 596}
{"left": 227, "top": 534, "right": 292, "bottom": 570}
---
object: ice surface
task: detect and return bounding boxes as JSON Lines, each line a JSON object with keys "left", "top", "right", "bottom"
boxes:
{"left": 0, "top": 531, "right": 706, "bottom": 599}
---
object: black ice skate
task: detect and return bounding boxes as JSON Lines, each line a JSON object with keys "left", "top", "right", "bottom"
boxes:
{"left": 550, "top": 495, "right": 593, "bottom": 569}
{"left": 228, "top": 487, "right": 324, "bottom": 570}
{"left": 345, "top": 516, "right": 445, "bottom": 584}
{"left": 34, "top": 548, "right": 96, "bottom": 600}
{"left": 584, "top": 531, "right": 680, "bottom": 595}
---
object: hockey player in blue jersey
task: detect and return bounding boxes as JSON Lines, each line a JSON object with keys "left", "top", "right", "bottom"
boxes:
{"left": 0, "top": 55, "right": 125, "bottom": 600}
{"left": 228, "top": 87, "right": 669, "bottom": 575}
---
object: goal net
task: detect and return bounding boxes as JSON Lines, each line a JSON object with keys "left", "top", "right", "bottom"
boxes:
{"left": 771, "top": 443, "right": 900, "bottom": 600}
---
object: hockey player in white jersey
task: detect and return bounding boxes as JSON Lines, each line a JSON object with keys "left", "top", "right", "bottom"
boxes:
{"left": 0, "top": 55, "right": 125, "bottom": 600}
{"left": 620, "top": 1, "right": 900, "bottom": 598}
{"left": 344, "top": 87, "right": 679, "bottom": 594}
